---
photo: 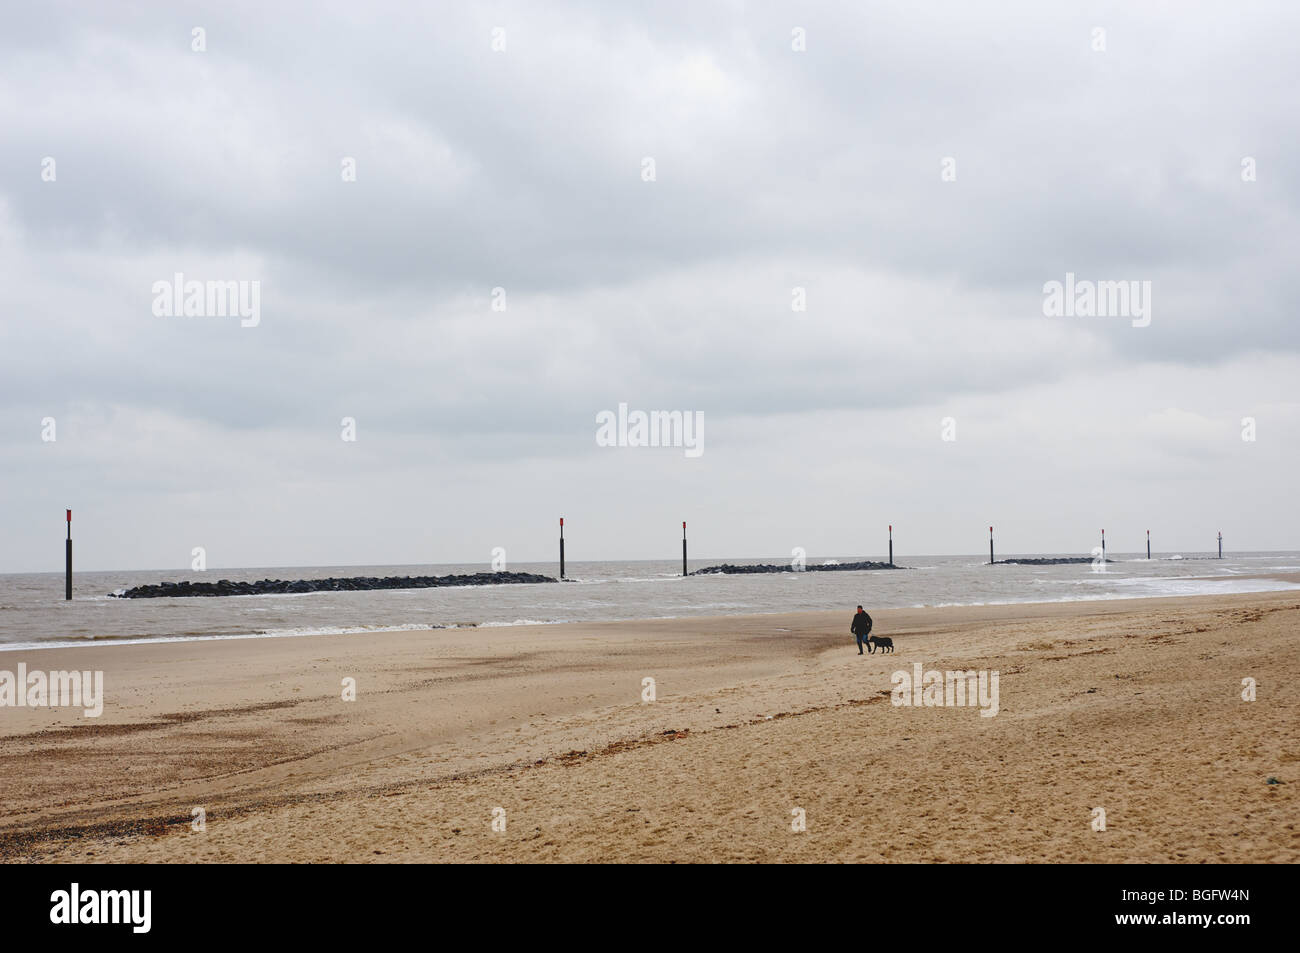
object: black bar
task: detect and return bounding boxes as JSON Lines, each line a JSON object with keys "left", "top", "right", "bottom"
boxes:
{"left": 682, "top": 522, "right": 687, "bottom": 577}
{"left": 65, "top": 538, "right": 72, "bottom": 601}
{"left": 989, "top": 526, "right": 994, "bottom": 565}
{"left": 0, "top": 863, "right": 1279, "bottom": 940}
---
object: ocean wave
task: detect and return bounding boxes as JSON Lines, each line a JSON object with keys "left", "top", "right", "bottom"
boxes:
{"left": 478, "top": 618, "right": 569, "bottom": 627}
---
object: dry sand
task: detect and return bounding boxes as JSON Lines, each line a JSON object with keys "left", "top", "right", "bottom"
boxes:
{"left": 1, "top": 591, "right": 1296, "bottom": 863}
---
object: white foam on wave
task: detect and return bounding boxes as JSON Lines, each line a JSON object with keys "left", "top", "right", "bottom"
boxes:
{"left": 1110, "top": 577, "right": 1300, "bottom": 597}
{"left": 478, "top": 618, "right": 568, "bottom": 627}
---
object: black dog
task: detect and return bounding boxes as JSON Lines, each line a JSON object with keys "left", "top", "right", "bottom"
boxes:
{"left": 867, "top": 635, "right": 894, "bottom": 654}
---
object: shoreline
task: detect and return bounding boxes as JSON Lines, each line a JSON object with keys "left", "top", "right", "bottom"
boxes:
{"left": 2, "top": 588, "right": 1297, "bottom": 862}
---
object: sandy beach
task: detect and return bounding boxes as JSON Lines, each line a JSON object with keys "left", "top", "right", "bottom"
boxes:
{"left": 1, "top": 590, "right": 1296, "bottom": 863}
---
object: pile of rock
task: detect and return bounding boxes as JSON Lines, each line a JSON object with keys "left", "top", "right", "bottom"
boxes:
{"left": 993, "top": 557, "right": 1100, "bottom": 566}
{"left": 112, "top": 571, "right": 558, "bottom": 598}
{"left": 691, "top": 560, "right": 901, "bottom": 575}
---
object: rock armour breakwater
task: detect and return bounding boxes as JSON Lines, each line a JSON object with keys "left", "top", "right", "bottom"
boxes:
{"left": 112, "top": 572, "right": 558, "bottom": 598}
{"left": 992, "top": 557, "right": 1101, "bottom": 566}
{"left": 690, "top": 560, "right": 902, "bottom": 575}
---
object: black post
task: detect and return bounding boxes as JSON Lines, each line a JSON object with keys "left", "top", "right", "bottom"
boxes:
{"left": 1218, "top": 531, "right": 1222, "bottom": 559}
{"left": 559, "top": 518, "right": 566, "bottom": 579}
{"left": 1101, "top": 528, "right": 1106, "bottom": 564}
{"left": 65, "top": 509, "right": 72, "bottom": 601}
{"left": 989, "top": 526, "right": 994, "bottom": 565}
{"left": 682, "top": 521, "right": 687, "bottom": 576}
{"left": 1147, "top": 530, "right": 1151, "bottom": 561}
{"left": 888, "top": 524, "right": 893, "bottom": 567}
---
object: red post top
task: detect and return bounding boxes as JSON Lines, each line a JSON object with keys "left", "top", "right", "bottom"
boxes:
{"left": 66, "top": 509, "right": 71, "bottom": 522}
{"left": 560, "top": 518, "right": 564, "bottom": 527}
{"left": 888, "top": 524, "right": 892, "bottom": 532}
{"left": 989, "top": 526, "right": 993, "bottom": 533}
{"left": 683, "top": 521, "right": 686, "bottom": 529}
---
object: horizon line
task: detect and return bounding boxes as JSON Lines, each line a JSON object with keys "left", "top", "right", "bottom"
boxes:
{"left": 4, "top": 548, "right": 1290, "bottom": 577}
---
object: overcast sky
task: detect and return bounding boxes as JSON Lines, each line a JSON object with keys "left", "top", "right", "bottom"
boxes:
{"left": 2, "top": 0, "right": 1297, "bottom": 573}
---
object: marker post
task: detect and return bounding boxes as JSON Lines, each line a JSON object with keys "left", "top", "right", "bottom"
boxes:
{"left": 65, "top": 509, "right": 72, "bottom": 601}
{"left": 1218, "top": 531, "right": 1223, "bottom": 559}
{"left": 1147, "top": 530, "right": 1151, "bottom": 561}
{"left": 989, "top": 526, "right": 994, "bottom": 565}
{"left": 682, "top": 521, "right": 688, "bottom": 577}
{"left": 888, "top": 525, "right": 894, "bottom": 567}
{"left": 559, "top": 518, "right": 566, "bottom": 580}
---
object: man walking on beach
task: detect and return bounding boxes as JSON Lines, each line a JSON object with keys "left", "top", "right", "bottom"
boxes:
{"left": 851, "top": 605, "right": 873, "bottom": 654}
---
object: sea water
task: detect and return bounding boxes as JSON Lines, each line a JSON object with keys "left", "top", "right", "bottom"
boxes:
{"left": 1, "top": 552, "right": 1297, "bottom": 650}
